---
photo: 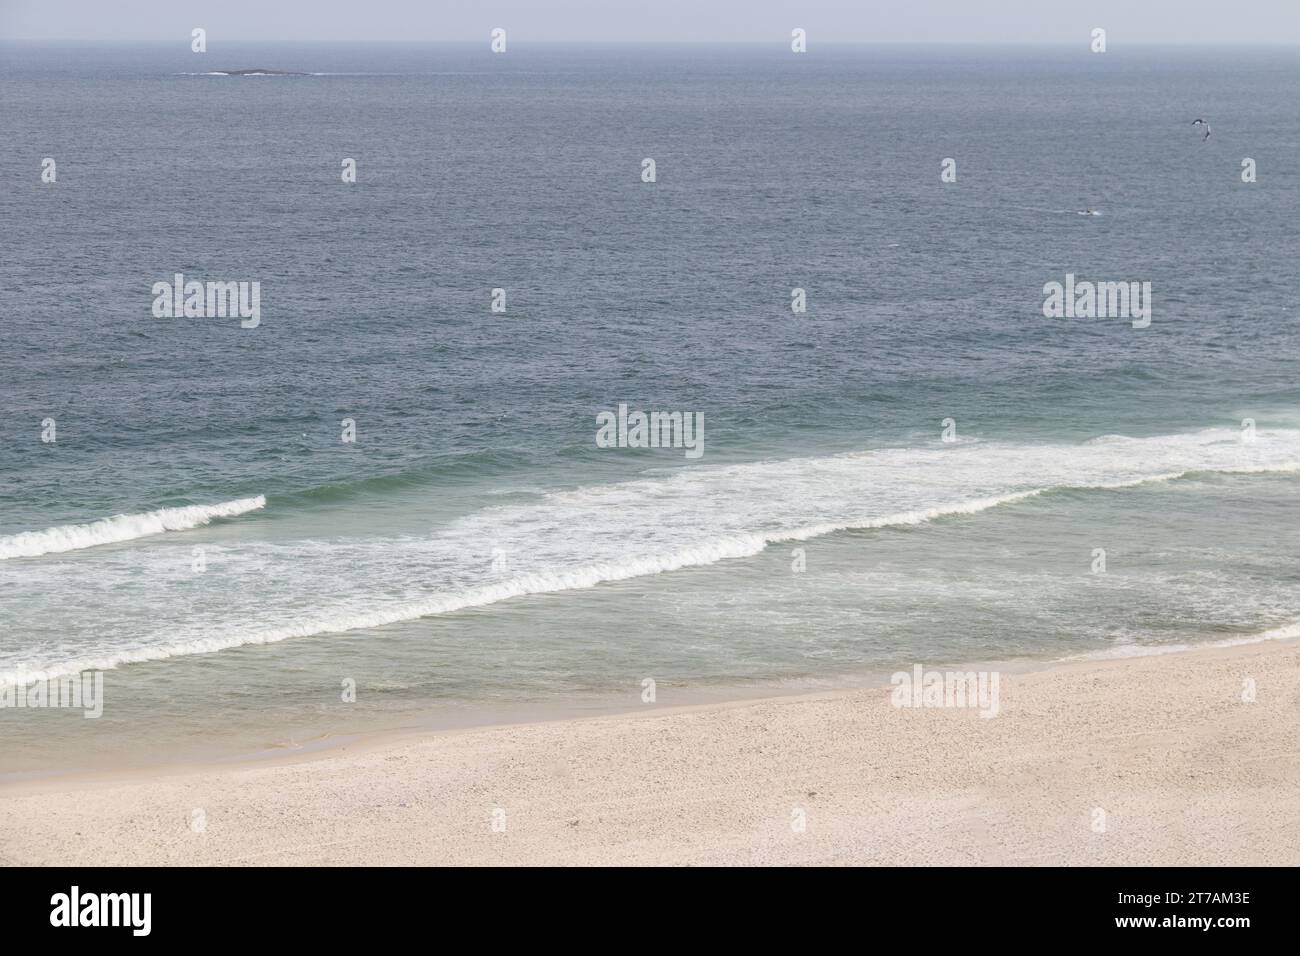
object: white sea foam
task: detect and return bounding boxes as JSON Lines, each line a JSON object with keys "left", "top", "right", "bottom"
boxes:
{"left": 3, "top": 490, "right": 1073, "bottom": 687}
{"left": 0, "top": 496, "right": 266, "bottom": 560}
{"left": 1068, "top": 619, "right": 1300, "bottom": 661}
{"left": 4, "top": 426, "right": 1300, "bottom": 686}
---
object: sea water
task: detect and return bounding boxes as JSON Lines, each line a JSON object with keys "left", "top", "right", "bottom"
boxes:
{"left": 1, "top": 43, "right": 1298, "bottom": 772}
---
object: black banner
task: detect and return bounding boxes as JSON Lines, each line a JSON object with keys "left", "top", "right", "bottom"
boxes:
{"left": 1, "top": 866, "right": 1290, "bottom": 941}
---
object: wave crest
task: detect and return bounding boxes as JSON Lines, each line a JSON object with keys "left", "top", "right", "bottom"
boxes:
{"left": 0, "top": 496, "right": 267, "bottom": 560}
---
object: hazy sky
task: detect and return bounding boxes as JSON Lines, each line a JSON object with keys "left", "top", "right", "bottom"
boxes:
{"left": 4, "top": 0, "right": 1299, "bottom": 44}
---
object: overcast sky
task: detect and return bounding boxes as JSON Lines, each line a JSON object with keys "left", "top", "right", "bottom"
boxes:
{"left": 4, "top": 0, "right": 1299, "bottom": 44}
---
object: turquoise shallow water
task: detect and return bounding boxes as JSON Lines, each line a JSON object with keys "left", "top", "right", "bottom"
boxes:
{"left": 1, "top": 44, "right": 1298, "bottom": 772}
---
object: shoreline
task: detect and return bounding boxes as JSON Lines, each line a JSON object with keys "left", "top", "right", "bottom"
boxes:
{"left": 0, "top": 662, "right": 1024, "bottom": 789}
{"left": 3, "top": 635, "right": 1298, "bottom": 865}
{"left": 2, "top": 625, "right": 1293, "bottom": 787}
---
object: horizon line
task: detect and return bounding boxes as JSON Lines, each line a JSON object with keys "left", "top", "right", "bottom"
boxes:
{"left": 5, "top": 38, "right": 1300, "bottom": 47}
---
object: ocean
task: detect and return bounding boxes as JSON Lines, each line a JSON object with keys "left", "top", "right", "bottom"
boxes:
{"left": 2, "top": 42, "right": 1298, "bottom": 774}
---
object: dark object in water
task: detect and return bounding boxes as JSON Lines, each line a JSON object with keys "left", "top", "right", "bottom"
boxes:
{"left": 219, "top": 69, "right": 309, "bottom": 76}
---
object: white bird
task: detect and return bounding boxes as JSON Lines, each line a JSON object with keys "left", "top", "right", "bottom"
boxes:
{"left": 1191, "top": 118, "right": 1211, "bottom": 142}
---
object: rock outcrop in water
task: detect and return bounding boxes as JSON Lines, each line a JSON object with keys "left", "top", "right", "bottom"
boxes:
{"left": 218, "top": 69, "right": 309, "bottom": 76}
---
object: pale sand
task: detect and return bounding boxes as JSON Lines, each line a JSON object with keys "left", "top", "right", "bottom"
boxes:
{"left": 2, "top": 638, "right": 1299, "bottom": 866}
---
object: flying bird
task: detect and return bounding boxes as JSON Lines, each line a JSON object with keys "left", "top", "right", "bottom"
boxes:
{"left": 1191, "top": 118, "right": 1211, "bottom": 142}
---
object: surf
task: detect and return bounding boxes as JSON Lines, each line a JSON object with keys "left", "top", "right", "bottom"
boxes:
{"left": 4, "top": 426, "right": 1300, "bottom": 687}
{"left": 0, "top": 496, "right": 267, "bottom": 560}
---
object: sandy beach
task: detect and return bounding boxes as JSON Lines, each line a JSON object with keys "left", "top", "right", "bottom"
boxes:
{"left": 1, "top": 637, "right": 1296, "bottom": 866}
